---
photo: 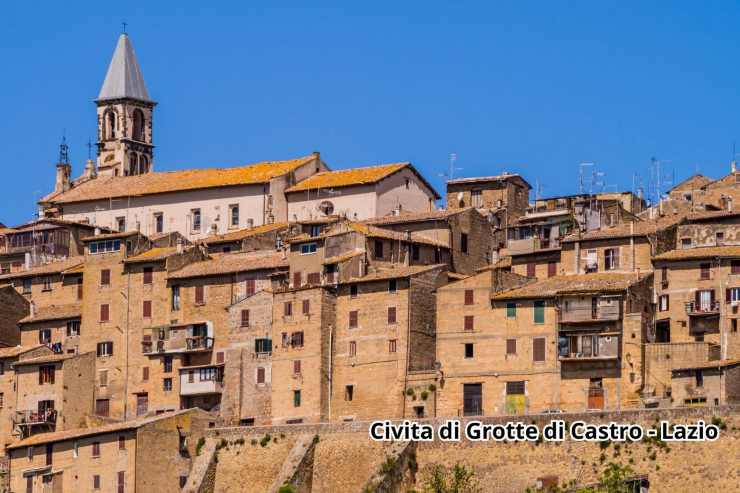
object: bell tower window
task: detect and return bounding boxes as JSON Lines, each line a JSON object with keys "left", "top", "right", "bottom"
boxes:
{"left": 105, "top": 111, "right": 117, "bottom": 140}
{"left": 132, "top": 109, "right": 145, "bottom": 142}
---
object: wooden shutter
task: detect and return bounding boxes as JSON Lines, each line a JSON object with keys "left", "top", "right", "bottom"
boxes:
{"left": 77, "top": 278, "right": 83, "bottom": 300}
{"left": 284, "top": 301, "right": 292, "bottom": 317}
{"left": 464, "top": 290, "right": 474, "bottom": 305}
{"left": 732, "top": 261, "right": 740, "bottom": 275}
{"left": 727, "top": 288, "right": 733, "bottom": 304}
{"left": 349, "top": 310, "right": 358, "bottom": 328}
{"left": 293, "top": 272, "right": 302, "bottom": 287}
{"left": 307, "top": 272, "right": 321, "bottom": 285}
{"left": 302, "top": 299, "right": 310, "bottom": 315}
{"left": 700, "top": 263, "right": 710, "bottom": 279}
{"left": 216, "top": 351, "right": 225, "bottom": 364}
{"left": 533, "top": 337, "right": 546, "bottom": 362}
{"left": 142, "top": 300, "right": 152, "bottom": 318}
{"left": 526, "top": 262, "right": 536, "bottom": 277}
{"left": 241, "top": 309, "right": 250, "bottom": 326}
{"left": 246, "top": 279, "right": 256, "bottom": 296}
{"left": 506, "top": 338, "right": 516, "bottom": 355}
{"left": 293, "top": 360, "right": 301, "bottom": 374}
{"left": 195, "top": 285, "right": 204, "bottom": 304}
{"left": 464, "top": 315, "right": 474, "bottom": 331}
{"left": 100, "top": 304, "right": 109, "bottom": 322}
{"left": 547, "top": 262, "right": 556, "bottom": 278}
{"left": 101, "top": 269, "right": 110, "bottom": 286}
{"left": 388, "top": 307, "right": 396, "bottom": 324}
{"left": 256, "top": 367, "right": 265, "bottom": 383}
{"left": 142, "top": 367, "right": 149, "bottom": 381}
{"left": 143, "top": 267, "right": 153, "bottom": 284}
{"left": 188, "top": 371, "right": 194, "bottom": 383}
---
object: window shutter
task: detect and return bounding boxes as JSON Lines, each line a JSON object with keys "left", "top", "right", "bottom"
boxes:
{"left": 349, "top": 310, "right": 358, "bottom": 328}
{"left": 195, "top": 285, "right": 204, "bottom": 304}
{"left": 695, "top": 290, "right": 701, "bottom": 307}
{"left": 284, "top": 301, "right": 292, "bottom": 316}
{"left": 302, "top": 299, "right": 310, "bottom": 315}
{"left": 506, "top": 338, "right": 516, "bottom": 355}
{"left": 710, "top": 289, "right": 716, "bottom": 304}
{"left": 727, "top": 288, "right": 732, "bottom": 304}
{"left": 216, "top": 352, "right": 225, "bottom": 364}
{"left": 307, "top": 272, "right": 321, "bottom": 285}
{"left": 143, "top": 267, "right": 153, "bottom": 284}
{"left": 293, "top": 272, "right": 302, "bottom": 288}
{"left": 143, "top": 300, "right": 152, "bottom": 318}
{"left": 100, "top": 304, "right": 109, "bottom": 322}
{"left": 388, "top": 307, "right": 396, "bottom": 324}
{"left": 293, "top": 360, "right": 301, "bottom": 374}
{"left": 547, "top": 262, "right": 556, "bottom": 278}
{"left": 257, "top": 367, "right": 265, "bottom": 383}
{"left": 246, "top": 279, "right": 256, "bottom": 296}
{"left": 101, "top": 269, "right": 110, "bottom": 286}
{"left": 527, "top": 262, "right": 536, "bottom": 277}
{"left": 533, "top": 337, "right": 546, "bottom": 362}
{"left": 464, "top": 315, "right": 474, "bottom": 331}
{"left": 464, "top": 290, "right": 474, "bottom": 305}
{"left": 241, "top": 309, "right": 250, "bottom": 326}
{"left": 142, "top": 367, "right": 149, "bottom": 381}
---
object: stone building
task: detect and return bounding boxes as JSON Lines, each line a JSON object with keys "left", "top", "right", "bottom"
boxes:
{"left": 12, "top": 352, "right": 95, "bottom": 439}
{"left": 199, "top": 222, "right": 289, "bottom": 254}
{"left": 0, "top": 286, "right": 29, "bottom": 347}
{"left": 670, "top": 359, "right": 740, "bottom": 407}
{"left": 446, "top": 173, "right": 531, "bottom": 222}
{"left": 6, "top": 408, "right": 212, "bottom": 493}
{"left": 285, "top": 162, "right": 440, "bottom": 222}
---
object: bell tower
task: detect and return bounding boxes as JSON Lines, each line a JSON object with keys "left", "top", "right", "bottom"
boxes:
{"left": 96, "top": 33, "right": 156, "bottom": 177}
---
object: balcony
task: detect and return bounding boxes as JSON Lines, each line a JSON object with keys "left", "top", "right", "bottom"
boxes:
{"left": 558, "top": 334, "right": 619, "bottom": 361}
{"left": 142, "top": 322, "right": 214, "bottom": 354}
{"left": 559, "top": 298, "right": 621, "bottom": 324}
{"left": 179, "top": 366, "right": 224, "bottom": 396}
{"left": 13, "top": 409, "right": 57, "bottom": 437}
{"left": 186, "top": 336, "right": 214, "bottom": 351}
{"left": 685, "top": 301, "right": 720, "bottom": 316}
{"left": 507, "top": 237, "right": 560, "bottom": 255}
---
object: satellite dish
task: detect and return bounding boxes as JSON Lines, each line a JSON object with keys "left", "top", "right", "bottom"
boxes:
{"left": 318, "top": 200, "right": 334, "bottom": 216}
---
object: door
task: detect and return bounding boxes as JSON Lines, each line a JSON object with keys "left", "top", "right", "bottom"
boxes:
{"left": 699, "top": 290, "right": 712, "bottom": 311}
{"left": 136, "top": 394, "right": 148, "bottom": 416}
{"left": 587, "top": 379, "right": 605, "bottom": 410}
{"left": 52, "top": 473, "right": 63, "bottom": 493}
{"left": 505, "top": 381, "right": 526, "bottom": 415}
{"left": 462, "top": 383, "right": 482, "bottom": 416}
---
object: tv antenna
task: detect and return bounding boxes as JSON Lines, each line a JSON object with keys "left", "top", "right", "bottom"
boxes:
{"left": 438, "top": 153, "right": 463, "bottom": 181}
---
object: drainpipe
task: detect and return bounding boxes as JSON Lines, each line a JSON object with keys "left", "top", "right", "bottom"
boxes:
{"left": 718, "top": 257, "right": 728, "bottom": 360}
{"left": 327, "top": 322, "right": 334, "bottom": 422}
{"left": 124, "top": 268, "right": 131, "bottom": 419}
{"left": 402, "top": 280, "right": 412, "bottom": 419}
{"left": 630, "top": 222, "right": 635, "bottom": 272}
{"left": 574, "top": 240, "right": 580, "bottom": 274}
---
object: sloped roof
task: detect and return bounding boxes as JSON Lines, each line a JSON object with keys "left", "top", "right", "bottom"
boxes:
{"left": 364, "top": 208, "right": 467, "bottom": 225}
{"left": 447, "top": 173, "right": 532, "bottom": 189}
{"left": 669, "top": 174, "right": 712, "bottom": 193}
{"left": 167, "top": 251, "right": 287, "bottom": 279}
{"left": 42, "top": 156, "right": 316, "bottom": 205}
{"left": 492, "top": 273, "right": 649, "bottom": 300}
{"left": 561, "top": 216, "right": 682, "bottom": 243}
{"left": 653, "top": 245, "right": 740, "bottom": 261}
{"left": 81, "top": 231, "right": 139, "bottom": 242}
{"left": 12, "top": 353, "right": 84, "bottom": 367}
{"left": 0, "top": 258, "right": 83, "bottom": 281}
{"left": 123, "top": 246, "right": 178, "bottom": 263}
{"left": 322, "top": 249, "right": 364, "bottom": 265}
{"left": 201, "top": 222, "right": 288, "bottom": 245}
{"left": 98, "top": 34, "right": 151, "bottom": 103}
{"left": 0, "top": 345, "right": 47, "bottom": 360}
{"left": 338, "top": 222, "right": 450, "bottom": 248}
{"left": 686, "top": 210, "right": 740, "bottom": 222}
{"left": 286, "top": 162, "right": 440, "bottom": 198}
{"left": 339, "top": 264, "right": 446, "bottom": 285}
{"left": 7, "top": 409, "right": 206, "bottom": 449}
{"left": 19, "top": 304, "right": 81, "bottom": 324}
{"left": 672, "top": 358, "right": 740, "bottom": 371}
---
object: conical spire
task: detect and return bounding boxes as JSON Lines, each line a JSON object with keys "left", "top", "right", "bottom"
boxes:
{"left": 97, "top": 33, "right": 152, "bottom": 102}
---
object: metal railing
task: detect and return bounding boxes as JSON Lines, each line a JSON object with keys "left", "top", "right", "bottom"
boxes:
{"left": 685, "top": 301, "right": 720, "bottom": 315}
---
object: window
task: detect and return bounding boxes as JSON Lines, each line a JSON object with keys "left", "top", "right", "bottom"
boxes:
{"left": 375, "top": 239, "right": 384, "bottom": 258}
{"left": 118, "top": 471, "right": 125, "bottom": 493}
{"left": 171, "top": 285, "right": 181, "bottom": 311}
{"left": 506, "top": 338, "right": 517, "bottom": 355}
{"left": 163, "top": 378, "right": 173, "bottom": 391}
{"left": 293, "top": 272, "right": 302, "bottom": 288}
{"left": 93, "top": 475, "right": 101, "bottom": 489}
{"left": 388, "top": 307, "right": 397, "bottom": 324}
{"left": 349, "top": 340, "right": 357, "bottom": 357}
{"left": 255, "top": 338, "right": 272, "bottom": 354}
{"left": 661, "top": 266, "right": 668, "bottom": 283}
{"left": 389, "top": 339, "right": 397, "bottom": 353}
{"left": 290, "top": 331, "right": 304, "bottom": 348}
{"left": 732, "top": 261, "right": 740, "bottom": 275}
{"left": 118, "top": 435, "right": 126, "bottom": 450}
{"left": 526, "top": 262, "right": 536, "bottom": 278}
{"left": 349, "top": 310, "right": 358, "bottom": 328}
{"left": 99, "top": 369, "right": 108, "bottom": 387}
{"left": 302, "top": 299, "right": 310, "bottom": 315}
{"left": 307, "top": 272, "right": 321, "bottom": 285}
{"left": 350, "top": 284, "right": 358, "bottom": 298}
{"left": 464, "top": 315, "right": 474, "bottom": 331}
{"left": 533, "top": 337, "right": 546, "bottom": 362}
{"left": 300, "top": 242, "right": 317, "bottom": 255}
{"left": 256, "top": 367, "right": 266, "bottom": 384}
{"left": 163, "top": 355, "right": 173, "bottom": 373}
{"left": 143, "top": 300, "right": 152, "bottom": 318}
{"left": 241, "top": 309, "right": 250, "bottom": 327}
{"left": 388, "top": 279, "right": 397, "bottom": 293}
{"left": 293, "top": 360, "right": 301, "bottom": 375}
{"left": 195, "top": 285, "right": 205, "bottom": 304}
{"left": 464, "top": 289, "right": 474, "bottom": 305}
{"left": 92, "top": 441, "right": 101, "bottom": 457}
{"left": 199, "top": 368, "right": 218, "bottom": 381}
{"left": 345, "top": 385, "right": 354, "bottom": 401}
{"left": 143, "top": 267, "right": 153, "bottom": 284}
{"left": 733, "top": 319, "right": 738, "bottom": 332}
{"left": 142, "top": 367, "right": 149, "bottom": 381}
{"left": 191, "top": 209, "right": 201, "bottom": 231}
{"left": 154, "top": 213, "right": 164, "bottom": 234}
{"left": 22, "top": 278, "right": 31, "bottom": 294}
{"left": 38, "top": 328, "right": 51, "bottom": 344}
{"left": 293, "top": 390, "right": 301, "bottom": 407}
{"left": 284, "top": 301, "right": 293, "bottom": 317}
{"left": 464, "top": 343, "right": 474, "bottom": 358}
{"left": 0, "top": 392, "right": 3, "bottom": 408}
{"left": 533, "top": 300, "right": 545, "bottom": 324}
{"left": 116, "top": 216, "right": 126, "bottom": 232}
{"left": 716, "top": 231, "right": 725, "bottom": 245}
{"left": 88, "top": 239, "right": 121, "bottom": 254}
{"left": 97, "top": 341, "right": 113, "bottom": 357}
{"left": 39, "top": 365, "right": 55, "bottom": 384}
{"left": 471, "top": 190, "right": 482, "bottom": 207}
{"left": 547, "top": 261, "right": 557, "bottom": 278}
{"left": 412, "top": 244, "right": 420, "bottom": 261}
{"left": 73, "top": 441, "right": 79, "bottom": 458}
{"left": 101, "top": 269, "right": 111, "bottom": 286}
{"left": 700, "top": 263, "right": 710, "bottom": 280}
{"left": 310, "top": 225, "right": 322, "bottom": 237}
{"left": 695, "top": 369, "right": 704, "bottom": 388}
{"left": 659, "top": 295, "right": 669, "bottom": 311}
{"left": 681, "top": 237, "right": 692, "bottom": 248}
{"left": 506, "top": 302, "right": 517, "bottom": 319}
{"left": 506, "top": 381, "right": 525, "bottom": 395}
{"left": 100, "top": 304, "right": 110, "bottom": 322}
{"left": 229, "top": 204, "right": 239, "bottom": 227}
{"left": 66, "top": 320, "right": 81, "bottom": 336}
{"left": 460, "top": 233, "right": 468, "bottom": 254}
{"left": 42, "top": 277, "right": 52, "bottom": 291}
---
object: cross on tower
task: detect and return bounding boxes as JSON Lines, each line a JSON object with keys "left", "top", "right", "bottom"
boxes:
{"left": 122, "top": 21, "right": 127, "bottom": 34}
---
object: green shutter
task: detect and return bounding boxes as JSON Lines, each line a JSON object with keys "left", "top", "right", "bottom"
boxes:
{"left": 506, "top": 302, "right": 516, "bottom": 319}
{"left": 534, "top": 301, "right": 545, "bottom": 324}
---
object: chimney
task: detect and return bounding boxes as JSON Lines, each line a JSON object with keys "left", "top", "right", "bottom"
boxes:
{"left": 733, "top": 160, "right": 737, "bottom": 173}
{"left": 176, "top": 238, "right": 183, "bottom": 254}
{"left": 83, "top": 159, "right": 97, "bottom": 180}
{"left": 29, "top": 301, "right": 36, "bottom": 318}
{"left": 24, "top": 252, "right": 31, "bottom": 270}
{"left": 55, "top": 163, "right": 71, "bottom": 193}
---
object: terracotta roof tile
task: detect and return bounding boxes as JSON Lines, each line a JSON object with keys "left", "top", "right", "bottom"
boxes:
{"left": 492, "top": 272, "right": 649, "bottom": 300}
{"left": 339, "top": 264, "right": 446, "bottom": 285}
{"left": 653, "top": 245, "right": 740, "bottom": 261}
{"left": 12, "top": 351, "right": 92, "bottom": 367}
{"left": 81, "top": 231, "right": 139, "bottom": 242}
{"left": 686, "top": 210, "right": 740, "bottom": 222}
{"left": 200, "top": 222, "right": 288, "bottom": 245}
{"left": 19, "top": 304, "right": 81, "bottom": 324}
{"left": 322, "top": 249, "right": 364, "bottom": 265}
{"left": 364, "top": 208, "right": 467, "bottom": 225}
{"left": 123, "top": 246, "right": 179, "bottom": 263}
{"left": 167, "top": 251, "right": 287, "bottom": 279}
{"left": 286, "top": 162, "right": 408, "bottom": 192}
{"left": 43, "top": 156, "right": 316, "bottom": 205}
{"left": 672, "top": 358, "right": 740, "bottom": 371}
{"left": 0, "top": 258, "right": 83, "bottom": 281}
{"left": 561, "top": 216, "right": 682, "bottom": 243}
{"left": 0, "top": 345, "right": 47, "bottom": 360}
{"left": 340, "top": 222, "right": 450, "bottom": 248}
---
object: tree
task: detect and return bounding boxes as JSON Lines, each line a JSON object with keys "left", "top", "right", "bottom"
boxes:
{"left": 422, "top": 463, "right": 481, "bottom": 493}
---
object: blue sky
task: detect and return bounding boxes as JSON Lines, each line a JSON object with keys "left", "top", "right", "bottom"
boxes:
{"left": 2, "top": 1, "right": 739, "bottom": 225}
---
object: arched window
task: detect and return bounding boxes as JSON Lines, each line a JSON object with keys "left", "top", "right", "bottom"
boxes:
{"left": 105, "top": 111, "right": 117, "bottom": 140}
{"left": 128, "top": 153, "right": 139, "bottom": 176}
{"left": 138, "top": 155, "right": 149, "bottom": 174}
{"left": 132, "top": 109, "right": 145, "bottom": 142}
